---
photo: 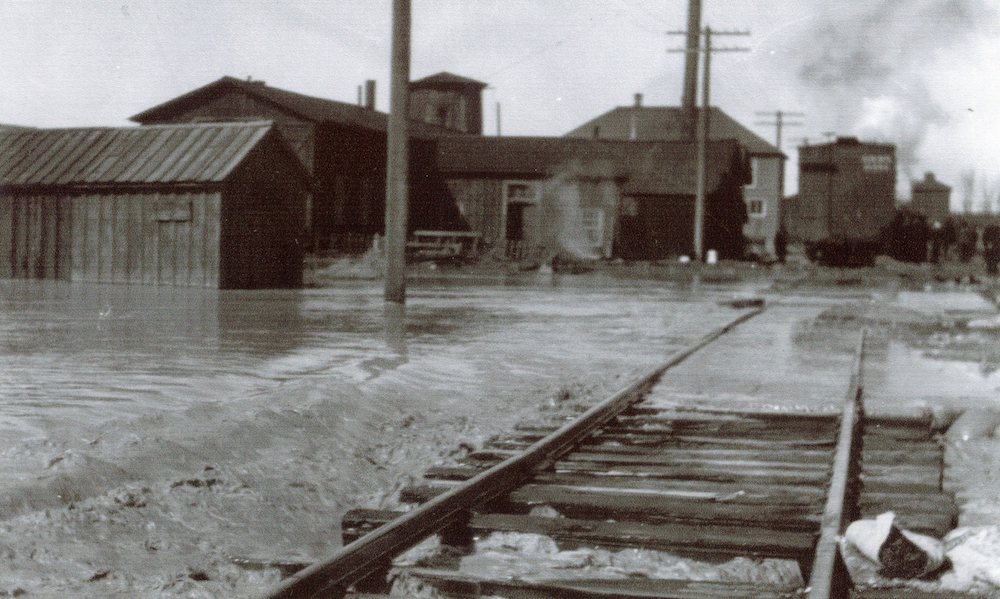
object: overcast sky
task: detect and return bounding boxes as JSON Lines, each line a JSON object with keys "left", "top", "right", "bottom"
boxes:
{"left": 2, "top": 0, "right": 998, "bottom": 203}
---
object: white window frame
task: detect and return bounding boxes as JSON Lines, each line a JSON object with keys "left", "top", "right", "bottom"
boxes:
{"left": 502, "top": 180, "right": 540, "bottom": 205}
{"left": 581, "top": 208, "right": 605, "bottom": 248}
{"left": 748, "top": 198, "right": 766, "bottom": 218}
{"left": 862, "top": 154, "right": 892, "bottom": 173}
{"left": 745, "top": 157, "right": 760, "bottom": 189}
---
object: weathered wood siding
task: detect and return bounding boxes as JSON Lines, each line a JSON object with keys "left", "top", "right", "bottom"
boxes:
{"left": 70, "top": 191, "right": 221, "bottom": 287}
{"left": 442, "top": 175, "right": 619, "bottom": 258}
{"left": 0, "top": 195, "right": 71, "bottom": 280}
{"left": 145, "top": 91, "right": 317, "bottom": 249}
{"left": 313, "top": 124, "right": 385, "bottom": 249}
{"left": 219, "top": 138, "right": 307, "bottom": 289}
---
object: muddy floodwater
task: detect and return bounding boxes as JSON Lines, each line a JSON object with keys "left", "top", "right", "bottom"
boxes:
{"left": 1, "top": 275, "right": 999, "bottom": 597}
{"left": 0, "top": 277, "right": 749, "bottom": 476}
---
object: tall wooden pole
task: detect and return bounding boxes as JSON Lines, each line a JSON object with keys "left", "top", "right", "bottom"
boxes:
{"left": 681, "top": 0, "right": 701, "bottom": 111}
{"left": 755, "top": 110, "right": 805, "bottom": 153}
{"left": 384, "top": 0, "right": 410, "bottom": 304}
{"left": 671, "top": 27, "right": 750, "bottom": 261}
{"left": 693, "top": 27, "right": 711, "bottom": 261}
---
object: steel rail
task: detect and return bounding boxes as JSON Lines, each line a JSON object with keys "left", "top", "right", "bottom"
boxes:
{"left": 263, "top": 307, "right": 765, "bottom": 599}
{"left": 806, "top": 329, "right": 866, "bottom": 599}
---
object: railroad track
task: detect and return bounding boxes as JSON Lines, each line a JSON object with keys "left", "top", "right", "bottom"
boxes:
{"left": 262, "top": 309, "right": 958, "bottom": 599}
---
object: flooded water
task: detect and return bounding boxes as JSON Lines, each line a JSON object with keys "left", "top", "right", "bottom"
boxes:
{"left": 2, "top": 276, "right": 999, "bottom": 596}
{"left": 0, "top": 277, "right": 753, "bottom": 490}
{"left": 2, "top": 278, "right": 738, "bottom": 419}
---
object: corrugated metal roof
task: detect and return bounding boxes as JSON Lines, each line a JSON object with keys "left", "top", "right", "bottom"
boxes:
{"left": 433, "top": 136, "right": 745, "bottom": 196}
{"left": 0, "top": 121, "right": 274, "bottom": 187}
{"left": 565, "top": 106, "right": 784, "bottom": 157}
{"left": 0, "top": 123, "right": 33, "bottom": 134}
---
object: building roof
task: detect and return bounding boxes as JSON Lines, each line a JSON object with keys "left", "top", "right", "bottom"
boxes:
{"left": 0, "top": 123, "right": 32, "bottom": 133}
{"left": 799, "top": 138, "right": 896, "bottom": 152}
{"left": 410, "top": 72, "right": 489, "bottom": 89}
{"left": 433, "top": 136, "right": 745, "bottom": 196}
{"left": 0, "top": 121, "right": 300, "bottom": 187}
{"left": 912, "top": 172, "right": 951, "bottom": 193}
{"left": 565, "top": 106, "right": 784, "bottom": 157}
{"left": 130, "top": 76, "right": 458, "bottom": 137}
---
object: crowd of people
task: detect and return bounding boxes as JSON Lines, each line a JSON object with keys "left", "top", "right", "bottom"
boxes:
{"left": 883, "top": 209, "right": 1000, "bottom": 274}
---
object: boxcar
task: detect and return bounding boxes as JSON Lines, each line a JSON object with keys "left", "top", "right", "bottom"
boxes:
{"left": 786, "top": 137, "right": 896, "bottom": 266}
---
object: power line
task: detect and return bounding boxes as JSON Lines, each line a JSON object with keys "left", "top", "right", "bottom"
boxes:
{"left": 668, "top": 26, "right": 751, "bottom": 261}
{"left": 754, "top": 110, "right": 804, "bottom": 152}
{"left": 484, "top": 6, "right": 634, "bottom": 79}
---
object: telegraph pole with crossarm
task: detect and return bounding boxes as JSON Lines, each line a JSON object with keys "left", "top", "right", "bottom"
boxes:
{"left": 755, "top": 110, "right": 805, "bottom": 154}
{"left": 669, "top": 27, "right": 750, "bottom": 261}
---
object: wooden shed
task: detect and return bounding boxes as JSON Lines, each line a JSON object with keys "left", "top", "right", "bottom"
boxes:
{"left": 0, "top": 121, "right": 309, "bottom": 288}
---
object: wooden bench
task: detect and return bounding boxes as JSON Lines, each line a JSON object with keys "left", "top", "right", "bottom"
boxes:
{"left": 406, "top": 230, "right": 480, "bottom": 261}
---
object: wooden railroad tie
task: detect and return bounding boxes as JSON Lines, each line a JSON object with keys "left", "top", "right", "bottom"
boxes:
{"left": 263, "top": 323, "right": 959, "bottom": 599}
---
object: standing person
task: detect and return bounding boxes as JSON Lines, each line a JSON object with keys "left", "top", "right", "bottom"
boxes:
{"left": 774, "top": 225, "right": 788, "bottom": 264}
{"left": 929, "top": 221, "right": 943, "bottom": 264}
{"left": 958, "top": 222, "right": 977, "bottom": 263}
{"left": 984, "top": 224, "right": 1000, "bottom": 276}
{"left": 912, "top": 216, "right": 930, "bottom": 263}
{"left": 941, "top": 218, "right": 957, "bottom": 261}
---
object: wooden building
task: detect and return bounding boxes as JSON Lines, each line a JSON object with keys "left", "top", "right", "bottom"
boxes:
{"left": 429, "top": 136, "right": 749, "bottom": 261}
{"left": 128, "top": 78, "right": 748, "bottom": 262}
{"left": 910, "top": 172, "right": 951, "bottom": 225}
{"left": 787, "top": 137, "right": 896, "bottom": 264}
{"left": 565, "top": 101, "right": 784, "bottom": 257}
{"left": 131, "top": 76, "right": 466, "bottom": 253}
{"left": 409, "top": 72, "right": 488, "bottom": 134}
{"left": 0, "top": 121, "right": 309, "bottom": 288}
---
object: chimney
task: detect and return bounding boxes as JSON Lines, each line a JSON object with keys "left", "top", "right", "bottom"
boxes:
{"left": 925, "top": 172, "right": 935, "bottom": 183}
{"left": 629, "top": 110, "right": 638, "bottom": 140}
{"left": 634, "top": 93, "right": 643, "bottom": 108}
{"left": 357, "top": 85, "right": 363, "bottom": 106}
{"left": 365, "top": 79, "right": 376, "bottom": 111}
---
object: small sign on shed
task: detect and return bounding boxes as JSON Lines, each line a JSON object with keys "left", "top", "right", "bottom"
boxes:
{"left": 155, "top": 199, "right": 192, "bottom": 222}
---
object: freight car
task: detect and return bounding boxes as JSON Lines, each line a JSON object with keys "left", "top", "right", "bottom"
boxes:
{"left": 785, "top": 137, "right": 896, "bottom": 266}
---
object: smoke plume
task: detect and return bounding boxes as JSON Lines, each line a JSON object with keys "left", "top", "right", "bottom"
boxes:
{"left": 794, "top": 0, "right": 997, "bottom": 189}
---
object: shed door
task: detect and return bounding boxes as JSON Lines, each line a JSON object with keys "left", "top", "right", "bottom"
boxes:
{"left": 638, "top": 196, "right": 695, "bottom": 260}
{"left": 155, "top": 198, "right": 194, "bottom": 286}
{"left": 157, "top": 220, "right": 197, "bottom": 286}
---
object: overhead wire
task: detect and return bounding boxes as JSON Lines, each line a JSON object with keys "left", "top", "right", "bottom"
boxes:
{"left": 484, "top": 1, "right": 666, "bottom": 80}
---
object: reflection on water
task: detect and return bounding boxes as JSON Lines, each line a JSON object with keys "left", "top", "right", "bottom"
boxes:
{"left": 1, "top": 278, "right": 748, "bottom": 445}
{"left": 865, "top": 335, "right": 1000, "bottom": 413}
{"left": 788, "top": 305, "right": 1000, "bottom": 413}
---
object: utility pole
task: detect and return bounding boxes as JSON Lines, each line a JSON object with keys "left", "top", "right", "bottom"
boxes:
{"left": 669, "top": 27, "right": 750, "bottom": 261}
{"left": 680, "top": 0, "right": 701, "bottom": 113}
{"left": 384, "top": 0, "right": 410, "bottom": 304}
{"left": 754, "top": 110, "right": 804, "bottom": 153}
